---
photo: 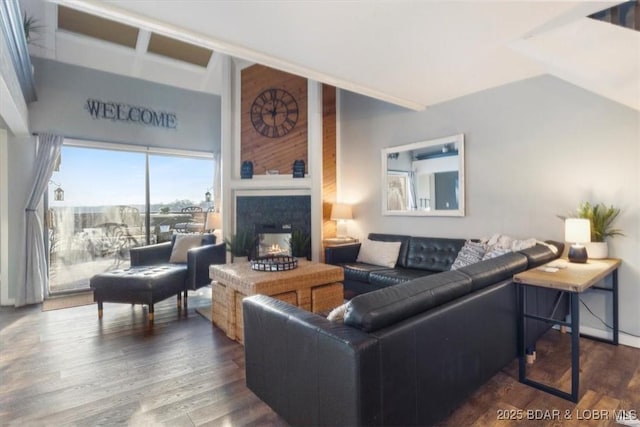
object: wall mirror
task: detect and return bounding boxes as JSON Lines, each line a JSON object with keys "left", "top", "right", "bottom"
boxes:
{"left": 381, "top": 134, "right": 465, "bottom": 217}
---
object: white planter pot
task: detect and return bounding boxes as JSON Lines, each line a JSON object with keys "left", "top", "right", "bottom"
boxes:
{"left": 586, "top": 242, "right": 608, "bottom": 259}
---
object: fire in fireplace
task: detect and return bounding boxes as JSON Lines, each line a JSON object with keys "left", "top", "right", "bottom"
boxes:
{"left": 255, "top": 224, "right": 292, "bottom": 257}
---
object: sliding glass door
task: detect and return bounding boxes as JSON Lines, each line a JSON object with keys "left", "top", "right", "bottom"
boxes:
{"left": 148, "top": 154, "right": 215, "bottom": 242}
{"left": 47, "top": 143, "right": 213, "bottom": 295}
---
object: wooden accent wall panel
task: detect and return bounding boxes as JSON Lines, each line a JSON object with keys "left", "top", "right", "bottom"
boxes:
{"left": 241, "top": 64, "right": 308, "bottom": 175}
{"left": 322, "top": 85, "right": 337, "bottom": 239}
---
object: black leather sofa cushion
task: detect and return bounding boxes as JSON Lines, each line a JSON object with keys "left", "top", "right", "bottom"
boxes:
{"left": 518, "top": 242, "right": 564, "bottom": 268}
{"left": 403, "top": 237, "right": 466, "bottom": 271}
{"left": 345, "top": 270, "right": 472, "bottom": 332}
{"left": 342, "top": 262, "right": 391, "bottom": 283}
{"left": 368, "top": 268, "right": 436, "bottom": 287}
{"left": 457, "top": 252, "right": 528, "bottom": 292}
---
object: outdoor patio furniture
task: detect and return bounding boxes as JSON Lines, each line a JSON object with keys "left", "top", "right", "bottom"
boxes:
{"left": 174, "top": 206, "right": 205, "bottom": 233}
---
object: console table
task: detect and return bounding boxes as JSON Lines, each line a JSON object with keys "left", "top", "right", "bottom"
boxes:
{"left": 209, "top": 260, "right": 344, "bottom": 344}
{"left": 513, "top": 258, "right": 620, "bottom": 402}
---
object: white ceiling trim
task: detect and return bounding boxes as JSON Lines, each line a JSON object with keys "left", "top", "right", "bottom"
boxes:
{"left": 510, "top": 18, "right": 640, "bottom": 111}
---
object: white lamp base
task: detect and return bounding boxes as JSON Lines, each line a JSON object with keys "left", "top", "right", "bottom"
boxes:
{"left": 336, "top": 221, "right": 349, "bottom": 238}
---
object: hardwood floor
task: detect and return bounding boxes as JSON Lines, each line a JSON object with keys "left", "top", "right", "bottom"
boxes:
{"left": 1, "top": 292, "right": 638, "bottom": 426}
{"left": 441, "top": 330, "right": 640, "bottom": 427}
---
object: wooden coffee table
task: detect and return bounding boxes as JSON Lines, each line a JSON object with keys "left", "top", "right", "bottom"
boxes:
{"left": 209, "top": 260, "right": 344, "bottom": 344}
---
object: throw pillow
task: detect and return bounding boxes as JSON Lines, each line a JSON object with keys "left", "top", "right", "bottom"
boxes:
{"left": 356, "top": 239, "right": 402, "bottom": 268}
{"left": 169, "top": 234, "right": 203, "bottom": 263}
{"left": 327, "top": 302, "right": 349, "bottom": 323}
{"left": 482, "top": 246, "right": 511, "bottom": 261}
{"left": 451, "top": 240, "right": 486, "bottom": 270}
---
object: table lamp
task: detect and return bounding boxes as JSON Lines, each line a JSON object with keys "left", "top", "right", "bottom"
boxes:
{"left": 565, "top": 218, "right": 590, "bottom": 263}
{"left": 205, "top": 211, "right": 222, "bottom": 233}
{"left": 330, "top": 203, "right": 353, "bottom": 238}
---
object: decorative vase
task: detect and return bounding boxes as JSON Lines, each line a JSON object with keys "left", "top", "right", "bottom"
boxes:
{"left": 586, "top": 242, "right": 608, "bottom": 259}
{"left": 241, "top": 161, "right": 253, "bottom": 179}
{"left": 292, "top": 160, "right": 305, "bottom": 178}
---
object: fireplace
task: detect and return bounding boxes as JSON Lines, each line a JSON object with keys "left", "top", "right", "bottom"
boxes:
{"left": 255, "top": 224, "right": 292, "bottom": 257}
{"left": 236, "top": 195, "right": 311, "bottom": 257}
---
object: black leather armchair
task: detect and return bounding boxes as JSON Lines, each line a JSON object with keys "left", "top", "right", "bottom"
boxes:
{"left": 129, "top": 233, "right": 226, "bottom": 292}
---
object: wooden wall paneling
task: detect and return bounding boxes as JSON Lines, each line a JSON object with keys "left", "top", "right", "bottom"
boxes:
{"left": 241, "top": 64, "right": 308, "bottom": 175}
{"left": 322, "top": 85, "right": 337, "bottom": 239}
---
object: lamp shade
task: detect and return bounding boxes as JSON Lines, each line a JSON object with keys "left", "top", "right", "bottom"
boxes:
{"left": 205, "top": 211, "right": 222, "bottom": 231}
{"left": 330, "top": 203, "right": 353, "bottom": 220}
{"left": 565, "top": 218, "right": 591, "bottom": 243}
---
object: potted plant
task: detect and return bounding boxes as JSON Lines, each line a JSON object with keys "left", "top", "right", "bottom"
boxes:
{"left": 224, "top": 229, "right": 256, "bottom": 262}
{"left": 23, "top": 13, "right": 44, "bottom": 46}
{"left": 563, "top": 202, "right": 624, "bottom": 259}
{"left": 289, "top": 230, "right": 311, "bottom": 259}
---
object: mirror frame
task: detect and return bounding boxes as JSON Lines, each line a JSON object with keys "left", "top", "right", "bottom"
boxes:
{"left": 381, "top": 133, "right": 465, "bottom": 217}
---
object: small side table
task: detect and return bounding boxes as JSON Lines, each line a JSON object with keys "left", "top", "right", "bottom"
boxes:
{"left": 322, "top": 237, "right": 359, "bottom": 262}
{"left": 323, "top": 237, "right": 359, "bottom": 247}
{"left": 513, "top": 258, "right": 621, "bottom": 402}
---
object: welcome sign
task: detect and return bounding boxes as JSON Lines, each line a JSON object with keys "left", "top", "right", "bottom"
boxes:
{"left": 84, "top": 98, "right": 177, "bottom": 129}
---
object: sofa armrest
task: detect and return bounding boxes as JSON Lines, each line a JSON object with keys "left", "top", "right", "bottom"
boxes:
{"left": 324, "top": 243, "right": 361, "bottom": 265}
{"left": 186, "top": 242, "right": 226, "bottom": 290}
{"left": 243, "top": 295, "right": 381, "bottom": 426}
{"left": 130, "top": 242, "right": 172, "bottom": 266}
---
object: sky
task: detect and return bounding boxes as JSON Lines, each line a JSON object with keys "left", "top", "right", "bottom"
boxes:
{"left": 48, "top": 146, "right": 214, "bottom": 208}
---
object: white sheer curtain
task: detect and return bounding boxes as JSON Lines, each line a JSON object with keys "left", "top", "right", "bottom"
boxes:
{"left": 213, "top": 151, "right": 221, "bottom": 210}
{"left": 212, "top": 151, "right": 222, "bottom": 242}
{"left": 16, "top": 133, "right": 64, "bottom": 307}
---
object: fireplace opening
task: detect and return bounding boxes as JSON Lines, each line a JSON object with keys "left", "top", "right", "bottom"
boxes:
{"left": 255, "top": 224, "right": 292, "bottom": 257}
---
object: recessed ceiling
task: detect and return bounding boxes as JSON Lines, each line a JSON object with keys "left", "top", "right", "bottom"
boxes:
{"left": 57, "top": 5, "right": 138, "bottom": 49}
{"left": 148, "top": 33, "right": 212, "bottom": 67}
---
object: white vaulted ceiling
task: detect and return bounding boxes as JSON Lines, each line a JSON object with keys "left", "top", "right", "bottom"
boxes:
{"left": 19, "top": 0, "right": 640, "bottom": 110}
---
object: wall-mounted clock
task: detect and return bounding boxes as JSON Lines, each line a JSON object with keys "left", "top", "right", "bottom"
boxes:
{"left": 250, "top": 88, "right": 299, "bottom": 138}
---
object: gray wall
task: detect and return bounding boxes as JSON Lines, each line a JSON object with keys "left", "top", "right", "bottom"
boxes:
{"left": 2, "top": 58, "right": 222, "bottom": 304}
{"left": 339, "top": 75, "right": 640, "bottom": 341}
{"left": 29, "top": 57, "right": 221, "bottom": 152}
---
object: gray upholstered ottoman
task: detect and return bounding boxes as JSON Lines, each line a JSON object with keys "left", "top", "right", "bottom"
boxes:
{"left": 90, "top": 265, "right": 188, "bottom": 323}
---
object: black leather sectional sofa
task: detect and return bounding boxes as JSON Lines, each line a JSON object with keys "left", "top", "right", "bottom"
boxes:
{"left": 324, "top": 233, "right": 466, "bottom": 296}
{"left": 243, "top": 233, "right": 567, "bottom": 426}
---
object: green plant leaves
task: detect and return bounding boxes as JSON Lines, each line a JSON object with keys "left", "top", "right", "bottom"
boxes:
{"left": 288, "top": 230, "right": 310, "bottom": 258}
{"left": 569, "top": 202, "right": 624, "bottom": 242}
{"left": 224, "top": 229, "right": 256, "bottom": 257}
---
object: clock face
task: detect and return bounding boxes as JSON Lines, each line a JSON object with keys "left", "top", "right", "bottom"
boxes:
{"left": 250, "top": 88, "right": 299, "bottom": 138}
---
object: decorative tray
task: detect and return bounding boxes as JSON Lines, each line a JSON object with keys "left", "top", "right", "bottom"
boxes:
{"left": 250, "top": 255, "right": 298, "bottom": 272}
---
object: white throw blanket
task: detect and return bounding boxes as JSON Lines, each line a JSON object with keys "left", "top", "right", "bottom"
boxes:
{"left": 481, "top": 233, "right": 558, "bottom": 254}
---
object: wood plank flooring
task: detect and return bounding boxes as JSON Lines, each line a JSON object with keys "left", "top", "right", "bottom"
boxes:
{"left": 1, "top": 292, "right": 638, "bottom": 426}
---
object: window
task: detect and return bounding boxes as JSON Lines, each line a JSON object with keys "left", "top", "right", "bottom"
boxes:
{"left": 47, "top": 142, "right": 214, "bottom": 294}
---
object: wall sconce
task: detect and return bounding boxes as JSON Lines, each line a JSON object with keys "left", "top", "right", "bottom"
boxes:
{"left": 565, "top": 218, "right": 590, "bottom": 263}
{"left": 205, "top": 188, "right": 212, "bottom": 203}
{"left": 330, "top": 203, "right": 353, "bottom": 238}
{"left": 50, "top": 180, "right": 64, "bottom": 201}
